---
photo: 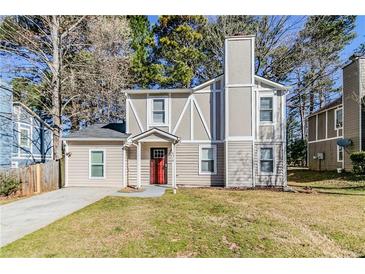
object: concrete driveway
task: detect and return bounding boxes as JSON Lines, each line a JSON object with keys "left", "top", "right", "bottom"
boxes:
{"left": 0, "top": 187, "right": 118, "bottom": 247}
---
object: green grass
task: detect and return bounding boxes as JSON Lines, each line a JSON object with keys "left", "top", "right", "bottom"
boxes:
{"left": 1, "top": 187, "right": 364, "bottom": 258}
{"left": 288, "top": 169, "right": 365, "bottom": 195}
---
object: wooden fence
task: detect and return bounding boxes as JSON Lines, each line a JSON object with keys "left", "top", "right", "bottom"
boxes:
{"left": 0, "top": 159, "right": 64, "bottom": 196}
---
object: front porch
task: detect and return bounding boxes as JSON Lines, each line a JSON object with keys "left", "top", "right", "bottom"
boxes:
{"left": 123, "top": 128, "right": 180, "bottom": 189}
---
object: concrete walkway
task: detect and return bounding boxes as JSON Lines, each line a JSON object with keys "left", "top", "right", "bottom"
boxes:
{"left": 110, "top": 185, "right": 168, "bottom": 198}
{"left": 0, "top": 187, "right": 118, "bottom": 247}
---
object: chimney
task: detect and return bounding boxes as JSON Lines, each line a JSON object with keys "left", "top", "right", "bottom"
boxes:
{"left": 224, "top": 35, "right": 255, "bottom": 187}
{"left": 224, "top": 35, "right": 255, "bottom": 138}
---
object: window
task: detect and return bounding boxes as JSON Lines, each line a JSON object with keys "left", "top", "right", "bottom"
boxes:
{"left": 335, "top": 108, "right": 343, "bottom": 129}
{"left": 20, "top": 128, "right": 30, "bottom": 148}
{"left": 199, "top": 145, "right": 217, "bottom": 174}
{"left": 337, "top": 145, "right": 344, "bottom": 162}
{"left": 152, "top": 98, "right": 167, "bottom": 124}
{"left": 260, "top": 147, "right": 274, "bottom": 173}
{"left": 260, "top": 97, "right": 273, "bottom": 123}
{"left": 90, "top": 150, "right": 105, "bottom": 178}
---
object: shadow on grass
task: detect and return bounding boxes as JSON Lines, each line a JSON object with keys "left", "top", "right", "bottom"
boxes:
{"left": 309, "top": 185, "right": 365, "bottom": 190}
{"left": 317, "top": 191, "right": 365, "bottom": 196}
{"left": 287, "top": 170, "right": 365, "bottom": 183}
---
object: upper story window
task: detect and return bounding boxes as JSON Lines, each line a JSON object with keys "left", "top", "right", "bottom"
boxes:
{"left": 149, "top": 97, "right": 169, "bottom": 126}
{"left": 260, "top": 97, "right": 273, "bottom": 123}
{"left": 20, "top": 128, "right": 30, "bottom": 148}
{"left": 335, "top": 108, "right": 343, "bottom": 129}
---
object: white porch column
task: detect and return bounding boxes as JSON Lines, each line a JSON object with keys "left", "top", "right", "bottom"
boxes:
{"left": 137, "top": 141, "right": 142, "bottom": 189}
{"left": 172, "top": 142, "right": 177, "bottom": 191}
{"left": 123, "top": 147, "right": 127, "bottom": 188}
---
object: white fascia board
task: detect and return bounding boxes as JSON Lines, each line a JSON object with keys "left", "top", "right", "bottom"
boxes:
{"left": 254, "top": 75, "right": 289, "bottom": 91}
{"left": 62, "top": 138, "right": 127, "bottom": 141}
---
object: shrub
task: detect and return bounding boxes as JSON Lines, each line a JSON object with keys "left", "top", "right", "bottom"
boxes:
{"left": 0, "top": 173, "right": 21, "bottom": 197}
{"left": 350, "top": 152, "right": 365, "bottom": 174}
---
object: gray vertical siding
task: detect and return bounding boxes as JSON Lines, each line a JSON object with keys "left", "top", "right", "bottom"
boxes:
{"left": 308, "top": 139, "right": 342, "bottom": 171}
{"left": 343, "top": 60, "right": 360, "bottom": 171}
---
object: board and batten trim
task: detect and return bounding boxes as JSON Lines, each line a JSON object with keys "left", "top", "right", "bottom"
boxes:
{"left": 128, "top": 98, "right": 144, "bottom": 132}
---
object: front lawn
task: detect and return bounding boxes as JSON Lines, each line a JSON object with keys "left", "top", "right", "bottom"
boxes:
{"left": 1, "top": 188, "right": 364, "bottom": 258}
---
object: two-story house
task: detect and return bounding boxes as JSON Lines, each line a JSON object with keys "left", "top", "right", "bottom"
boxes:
{"left": 63, "top": 35, "right": 288, "bottom": 188}
{"left": 306, "top": 56, "right": 365, "bottom": 171}
{"left": 0, "top": 81, "right": 53, "bottom": 169}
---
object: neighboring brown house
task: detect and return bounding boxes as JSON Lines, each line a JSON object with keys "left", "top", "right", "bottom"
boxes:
{"left": 306, "top": 56, "right": 365, "bottom": 171}
{"left": 63, "top": 35, "right": 289, "bottom": 188}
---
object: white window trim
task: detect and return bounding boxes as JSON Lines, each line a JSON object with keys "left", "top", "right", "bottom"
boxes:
{"left": 148, "top": 96, "right": 169, "bottom": 127}
{"left": 89, "top": 149, "right": 106, "bottom": 179}
{"left": 11, "top": 161, "right": 19, "bottom": 169}
{"left": 335, "top": 108, "right": 343, "bottom": 130}
{"left": 259, "top": 147, "right": 275, "bottom": 175}
{"left": 19, "top": 126, "right": 31, "bottom": 149}
{"left": 199, "top": 144, "right": 217, "bottom": 175}
{"left": 259, "top": 94, "right": 275, "bottom": 125}
{"left": 337, "top": 145, "right": 344, "bottom": 162}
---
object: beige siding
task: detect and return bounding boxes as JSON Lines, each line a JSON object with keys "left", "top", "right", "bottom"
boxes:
{"left": 226, "top": 38, "right": 253, "bottom": 85}
{"left": 194, "top": 93, "right": 213, "bottom": 138}
{"left": 193, "top": 102, "right": 210, "bottom": 140}
{"left": 343, "top": 61, "right": 360, "bottom": 171}
{"left": 175, "top": 143, "right": 224, "bottom": 186}
{"left": 308, "top": 139, "right": 342, "bottom": 171}
{"left": 129, "top": 106, "right": 143, "bottom": 135}
{"left": 171, "top": 94, "right": 189, "bottom": 130}
{"left": 226, "top": 141, "right": 253, "bottom": 187}
{"left": 175, "top": 103, "right": 191, "bottom": 140}
{"left": 130, "top": 94, "right": 147, "bottom": 130}
{"left": 258, "top": 125, "right": 274, "bottom": 140}
{"left": 228, "top": 87, "right": 252, "bottom": 136}
{"left": 254, "top": 142, "right": 285, "bottom": 186}
{"left": 66, "top": 141, "right": 124, "bottom": 187}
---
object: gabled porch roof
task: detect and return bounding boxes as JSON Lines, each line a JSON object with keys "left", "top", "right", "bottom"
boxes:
{"left": 129, "top": 127, "right": 180, "bottom": 144}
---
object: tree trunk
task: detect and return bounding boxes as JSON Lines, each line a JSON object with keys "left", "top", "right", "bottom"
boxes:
{"left": 299, "top": 95, "right": 306, "bottom": 141}
{"left": 50, "top": 16, "right": 62, "bottom": 160}
{"left": 309, "top": 92, "right": 314, "bottom": 114}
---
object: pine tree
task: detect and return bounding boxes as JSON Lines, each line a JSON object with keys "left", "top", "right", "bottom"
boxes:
{"left": 152, "top": 16, "right": 208, "bottom": 88}
{"left": 128, "top": 16, "right": 155, "bottom": 88}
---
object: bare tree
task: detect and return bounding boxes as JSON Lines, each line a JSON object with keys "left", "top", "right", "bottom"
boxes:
{"left": 0, "top": 16, "right": 86, "bottom": 159}
{"left": 0, "top": 16, "right": 133, "bottom": 157}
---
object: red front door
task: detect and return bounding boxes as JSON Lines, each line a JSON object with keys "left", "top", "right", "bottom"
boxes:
{"left": 150, "top": 148, "right": 167, "bottom": 184}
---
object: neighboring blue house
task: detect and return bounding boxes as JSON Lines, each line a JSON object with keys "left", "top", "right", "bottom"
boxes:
{"left": 0, "top": 81, "right": 53, "bottom": 169}
{"left": 0, "top": 80, "right": 13, "bottom": 169}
